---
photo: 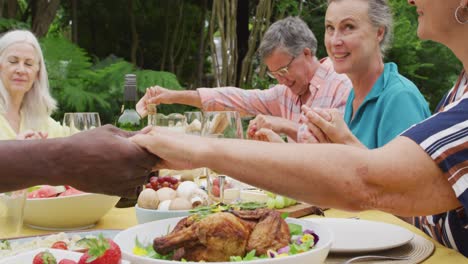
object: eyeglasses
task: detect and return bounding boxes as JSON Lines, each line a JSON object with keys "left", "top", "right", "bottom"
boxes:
{"left": 266, "top": 56, "right": 296, "bottom": 79}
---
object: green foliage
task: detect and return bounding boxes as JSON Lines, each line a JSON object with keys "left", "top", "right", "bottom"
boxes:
{"left": 0, "top": 18, "right": 29, "bottom": 31}
{"left": 386, "top": 0, "right": 462, "bottom": 110}
{"left": 40, "top": 35, "right": 184, "bottom": 124}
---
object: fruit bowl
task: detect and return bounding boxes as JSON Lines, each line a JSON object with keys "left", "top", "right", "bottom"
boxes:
{"left": 24, "top": 193, "right": 120, "bottom": 230}
{"left": 135, "top": 204, "right": 190, "bottom": 224}
{"left": 114, "top": 216, "right": 333, "bottom": 264}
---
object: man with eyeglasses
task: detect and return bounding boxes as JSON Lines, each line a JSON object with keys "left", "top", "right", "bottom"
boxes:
{"left": 137, "top": 16, "right": 351, "bottom": 142}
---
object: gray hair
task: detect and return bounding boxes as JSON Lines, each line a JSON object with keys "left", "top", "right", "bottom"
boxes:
{"left": 258, "top": 16, "right": 318, "bottom": 59}
{"left": 0, "top": 30, "right": 57, "bottom": 130}
{"left": 327, "top": 0, "right": 393, "bottom": 55}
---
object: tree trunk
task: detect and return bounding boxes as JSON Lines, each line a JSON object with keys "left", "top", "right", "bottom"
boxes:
{"left": 194, "top": 0, "right": 208, "bottom": 88}
{"left": 239, "top": 0, "right": 272, "bottom": 88}
{"left": 128, "top": 0, "right": 139, "bottom": 66}
{"left": 160, "top": 1, "right": 170, "bottom": 70}
{"left": 168, "top": 0, "right": 184, "bottom": 73}
{"left": 71, "top": 0, "right": 78, "bottom": 43}
{"left": 209, "top": 0, "right": 238, "bottom": 86}
{"left": 6, "top": 0, "right": 18, "bottom": 19}
{"left": 31, "top": 0, "right": 60, "bottom": 37}
{"left": 236, "top": 0, "right": 249, "bottom": 86}
{"left": 0, "top": 0, "right": 5, "bottom": 18}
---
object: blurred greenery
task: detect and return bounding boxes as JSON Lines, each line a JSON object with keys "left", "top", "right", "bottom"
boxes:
{"left": 0, "top": 0, "right": 463, "bottom": 125}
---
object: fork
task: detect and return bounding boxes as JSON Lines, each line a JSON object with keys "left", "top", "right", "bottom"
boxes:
{"left": 341, "top": 255, "right": 410, "bottom": 264}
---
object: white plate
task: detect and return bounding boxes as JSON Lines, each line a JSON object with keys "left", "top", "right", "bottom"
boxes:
{"left": 305, "top": 218, "right": 414, "bottom": 253}
{"left": 0, "top": 248, "right": 130, "bottom": 264}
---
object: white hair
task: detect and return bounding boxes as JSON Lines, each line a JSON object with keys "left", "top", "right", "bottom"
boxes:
{"left": 0, "top": 30, "right": 57, "bottom": 130}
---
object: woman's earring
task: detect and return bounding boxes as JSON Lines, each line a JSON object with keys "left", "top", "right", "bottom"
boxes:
{"left": 455, "top": 5, "right": 468, "bottom": 24}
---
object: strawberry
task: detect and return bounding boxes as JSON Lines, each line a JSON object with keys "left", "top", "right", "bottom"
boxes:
{"left": 51, "top": 241, "right": 68, "bottom": 250}
{"left": 77, "top": 234, "right": 121, "bottom": 264}
{"left": 33, "top": 250, "right": 57, "bottom": 264}
{"left": 58, "top": 260, "right": 77, "bottom": 264}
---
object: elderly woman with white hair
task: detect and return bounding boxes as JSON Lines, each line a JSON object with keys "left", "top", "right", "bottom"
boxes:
{"left": 0, "top": 30, "right": 67, "bottom": 140}
{"left": 300, "top": 0, "right": 431, "bottom": 149}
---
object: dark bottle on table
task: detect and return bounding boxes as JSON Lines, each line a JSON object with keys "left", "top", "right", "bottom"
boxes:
{"left": 115, "top": 74, "right": 143, "bottom": 208}
{"left": 116, "top": 74, "right": 142, "bottom": 131}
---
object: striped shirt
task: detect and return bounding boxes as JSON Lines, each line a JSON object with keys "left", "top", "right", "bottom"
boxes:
{"left": 198, "top": 57, "right": 351, "bottom": 140}
{"left": 402, "top": 72, "right": 468, "bottom": 257}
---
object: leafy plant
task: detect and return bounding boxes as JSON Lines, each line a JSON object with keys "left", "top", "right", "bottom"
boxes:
{"left": 40, "top": 35, "right": 185, "bottom": 124}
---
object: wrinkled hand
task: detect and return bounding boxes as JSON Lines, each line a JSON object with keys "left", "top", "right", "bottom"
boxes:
{"left": 131, "top": 127, "right": 205, "bottom": 171}
{"left": 247, "top": 115, "right": 286, "bottom": 139}
{"left": 16, "top": 130, "right": 48, "bottom": 140}
{"left": 61, "top": 125, "right": 158, "bottom": 198}
{"left": 136, "top": 86, "right": 172, "bottom": 117}
{"left": 253, "top": 128, "right": 285, "bottom": 143}
{"left": 300, "top": 105, "right": 364, "bottom": 148}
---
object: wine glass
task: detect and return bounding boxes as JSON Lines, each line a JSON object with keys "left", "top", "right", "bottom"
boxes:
{"left": 63, "top": 112, "right": 101, "bottom": 135}
{"left": 201, "top": 111, "right": 243, "bottom": 139}
{"left": 155, "top": 113, "right": 187, "bottom": 133}
{"left": 184, "top": 111, "right": 203, "bottom": 135}
{"left": 201, "top": 111, "right": 243, "bottom": 200}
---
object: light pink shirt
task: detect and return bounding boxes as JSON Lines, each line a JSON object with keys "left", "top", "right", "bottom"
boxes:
{"left": 198, "top": 58, "right": 351, "bottom": 140}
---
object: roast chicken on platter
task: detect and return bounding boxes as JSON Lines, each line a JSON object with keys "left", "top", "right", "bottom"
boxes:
{"left": 153, "top": 208, "right": 290, "bottom": 262}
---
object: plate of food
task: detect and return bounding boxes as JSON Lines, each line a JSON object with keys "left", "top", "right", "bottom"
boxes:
{"left": 0, "top": 229, "right": 120, "bottom": 259}
{"left": 114, "top": 208, "right": 333, "bottom": 263}
{"left": 305, "top": 218, "right": 414, "bottom": 253}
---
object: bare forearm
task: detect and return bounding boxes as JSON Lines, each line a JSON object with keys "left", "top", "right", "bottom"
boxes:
{"left": 169, "top": 90, "right": 202, "bottom": 108}
{"left": 0, "top": 139, "right": 66, "bottom": 192}
{"left": 198, "top": 139, "right": 371, "bottom": 210}
{"left": 196, "top": 137, "right": 459, "bottom": 216}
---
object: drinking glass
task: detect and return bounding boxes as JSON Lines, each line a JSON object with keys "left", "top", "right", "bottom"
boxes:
{"left": 0, "top": 190, "right": 26, "bottom": 238}
{"left": 201, "top": 111, "right": 243, "bottom": 198}
{"left": 184, "top": 111, "right": 203, "bottom": 135}
{"left": 201, "top": 111, "right": 243, "bottom": 139}
{"left": 155, "top": 113, "right": 187, "bottom": 133}
{"left": 63, "top": 112, "right": 101, "bottom": 135}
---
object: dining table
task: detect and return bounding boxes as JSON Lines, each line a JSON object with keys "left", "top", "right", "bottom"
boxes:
{"left": 18, "top": 207, "right": 468, "bottom": 263}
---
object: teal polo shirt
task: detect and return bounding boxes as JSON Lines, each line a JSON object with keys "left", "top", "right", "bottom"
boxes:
{"left": 344, "top": 62, "right": 430, "bottom": 149}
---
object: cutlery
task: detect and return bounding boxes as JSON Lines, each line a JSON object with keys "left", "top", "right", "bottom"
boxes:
{"left": 341, "top": 255, "right": 410, "bottom": 264}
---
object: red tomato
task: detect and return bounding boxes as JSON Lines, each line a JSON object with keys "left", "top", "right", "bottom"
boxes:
{"left": 51, "top": 241, "right": 68, "bottom": 250}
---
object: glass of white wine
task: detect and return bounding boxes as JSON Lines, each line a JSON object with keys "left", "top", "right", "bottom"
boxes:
{"left": 63, "top": 112, "right": 101, "bottom": 135}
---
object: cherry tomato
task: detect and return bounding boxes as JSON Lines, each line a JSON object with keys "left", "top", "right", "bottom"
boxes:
{"left": 51, "top": 241, "right": 68, "bottom": 250}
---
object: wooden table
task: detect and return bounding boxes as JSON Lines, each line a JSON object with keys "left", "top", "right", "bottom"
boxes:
{"left": 19, "top": 207, "right": 468, "bottom": 263}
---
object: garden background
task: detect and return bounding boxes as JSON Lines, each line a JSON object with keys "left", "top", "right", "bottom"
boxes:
{"left": 0, "top": 0, "right": 461, "bottom": 124}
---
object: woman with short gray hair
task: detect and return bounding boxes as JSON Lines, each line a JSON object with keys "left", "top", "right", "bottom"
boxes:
{"left": 300, "top": 0, "right": 430, "bottom": 149}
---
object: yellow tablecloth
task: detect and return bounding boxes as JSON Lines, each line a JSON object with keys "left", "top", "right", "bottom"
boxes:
{"left": 19, "top": 208, "right": 468, "bottom": 263}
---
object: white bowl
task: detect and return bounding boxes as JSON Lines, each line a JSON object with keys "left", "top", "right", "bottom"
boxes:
{"left": 24, "top": 193, "right": 120, "bottom": 230}
{"left": 135, "top": 204, "right": 190, "bottom": 224}
{"left": 114, "top": 216, "right": 333, "bottom": 264}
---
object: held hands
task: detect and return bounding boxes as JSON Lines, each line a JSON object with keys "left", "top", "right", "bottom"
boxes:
{"left": 136, "top": 86, "right": 172, "bottom": 117}
{"left": 247, "top": 115, "right": 287, "bottom": 142}
{"left": 253, "top": 128, "right": 285, "bottom": 143}
{"left": 63, "top": 125, "right": 159, "bottom": 198}
{"left": 131, "top": 126, "right": 206, "bottom": 171}
{"left": 299, "top": 105, "right": 365, "bottom": 148}
{"left": 16, "top": 130, "right": 48, "bottom": 140}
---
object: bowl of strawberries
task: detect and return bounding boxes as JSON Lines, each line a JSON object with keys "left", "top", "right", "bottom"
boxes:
{"left": 24, "top": 185, "right": 119, "bottom": 230}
